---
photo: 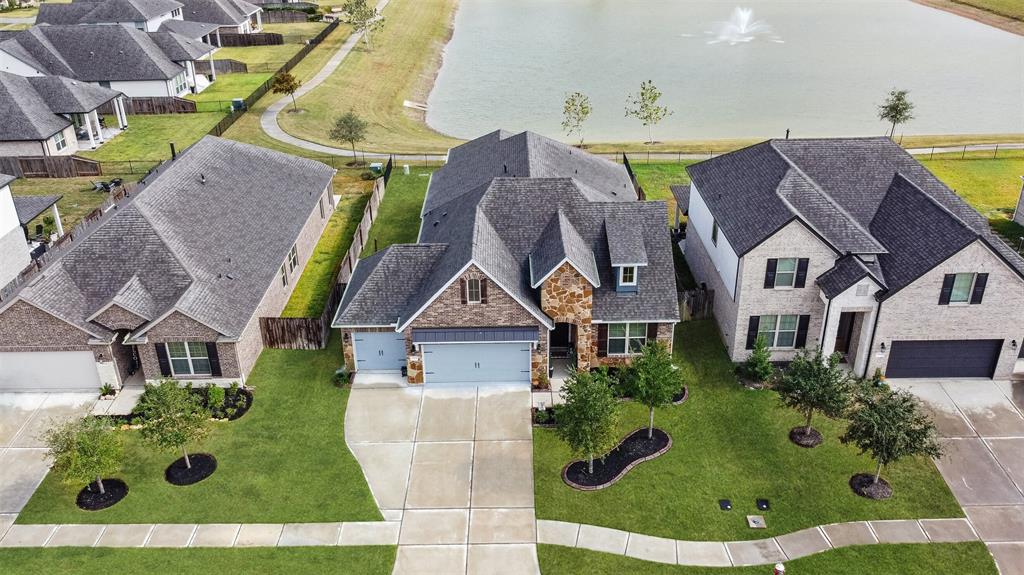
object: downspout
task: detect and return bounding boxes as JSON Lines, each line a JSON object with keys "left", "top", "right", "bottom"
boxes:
{"left": 819, "top": 296, "right": 832, "bottom": 352}
{"left": 862, "top": 299, "right": 884, "bottom": 379}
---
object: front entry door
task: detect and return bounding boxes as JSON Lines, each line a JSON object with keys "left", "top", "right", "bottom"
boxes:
{"left": 835, "top": 312, "right": 855, "bottom": 356}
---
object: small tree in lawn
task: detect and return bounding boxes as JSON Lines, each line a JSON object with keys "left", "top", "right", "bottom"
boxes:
{"left": 557, "top": 369, "right": 619, "bottom": 475}
{"left": 136, "top": 379, "right": 210, "bottom": 470}
{"left": 877, "top": 88, "right": 915, "bottom": 139}
{"left": 842, "top": 387, "right": 943, "bottom": 498}
{"left": 625, "top": 80, "right": 672, "bottom": 145}
{"left": 330, "top": 110, "right": 368, "bottom": 164}
{"left": 629, "top": 341, "right": 683, "bottom": 439}
{"left": 44, "top": 416, "right": 124, "bottom": 496}
{"left": 774, "top": 349, "right": 854, "bottom": 447}
{"left": 271, "top": 72, "right": 302, "bottom": 112}
{"left": 561, "top": 91, "right": 592, "bottom": 147}
{"left": 343, "top": 0, "right": 385, "bottom": 50}
{"left": 740, "top": 335, "right": 774, "bottom": 385}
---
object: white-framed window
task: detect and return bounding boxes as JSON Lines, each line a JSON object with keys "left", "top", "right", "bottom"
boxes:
{"left": 711, "top": 219, "right": 719, "bottom": 246}
{"left": 619, "top": 266, "right": 637, "bottom": 286}
{"left": 467, "top": 278, "right": 481, "bottom": 303}
{"left": 280, "top": 263, "right": 288, "bottom": 287}
{"left": 607, "top": 322, "right": 647, "bottom": 355}
{"left": 319, "top": 195, "right": 325, "bottom": 219}
{"left": 53, "top": 129, "right": 67, "bottom": 151}
{"left": 171, "top": 7, "right": 182, "bottom": 17}
{"left": 288, "top": 244, "right": 298, "bottom": 272}
{"left": 166, "top": 342, "right": 212, "bottom": 376}
{"left": 172, "top": 72, "right": 187, "bottom": 95}
{"left": 774, "top": 258, "right": 798, "bottom": 288}
{"left": 949, "top": 272, "right": 975, "bottom": 304}
{"left": 758, "top": 314, "right": 798, "bottom": 348}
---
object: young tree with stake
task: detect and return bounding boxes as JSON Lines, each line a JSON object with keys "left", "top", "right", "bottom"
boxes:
{"left": 629, "top": 342, "right": 683, "bottom": 439}
{"left": 842, "top": 387, "right": 942, "bottom": 498}
{"left": 271, "top": 72, "right": 302, "bottom": 112}
{"left": 561, "top": 91, "right": 592, "bottom": 147}
{"left": 343, "top": 0, "right": 385, "bottom": 50}
{"left": 330, "top": 110, "right": 368, "bottom": 164}
{"left": 556, "top": 369, "right": 619, "bottom": 475}
{"left": 625, "top": 80, "right": 672, "bottom": 145}
{"left": 44, "top": 416, "right": 124, "bottom": 496}
{"left": 136, "top": 379, "right": 210, "bottom": 470}
{"left": 774, "top": 349, "right": 854, "bottom": 447}
{"left": 877, "top": 88, "right": 915, "bottom": 139}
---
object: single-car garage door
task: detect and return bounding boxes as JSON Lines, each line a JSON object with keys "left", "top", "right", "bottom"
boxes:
{"left": 886, "top": 339, "right": 1002, "bottom": 379}
{"left": 353, "top": 332, "right": 407, "bottom": 371}
{"left": 0, "top": 351, "right": 101, "bottom": 391}
{"left": 422, "top": 343, "right": 531, "bottom": 387}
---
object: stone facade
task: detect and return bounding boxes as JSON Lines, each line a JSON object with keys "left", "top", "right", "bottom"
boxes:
{"left": 541, "top": 262, "right": 594, "bottom": 369}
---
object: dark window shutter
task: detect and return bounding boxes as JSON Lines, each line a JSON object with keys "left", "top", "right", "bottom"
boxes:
{"left": 155, "top": 344, "right": 171, "bottom": 376}
{"left": 460, "top": 279, "right": 468, "bottom": 304}
{"left": 745, "top": 316, "right": 760, "bottom": 350}
{"left": 795, "top": 315, "right": 811, "bottom": 348}
{"left": 795, "top": 258, "right": 809, "bottom": 288}
{"left": 206, "top": 342, "right": 222, "bottom": 377}
{"left": 646, "top": 323, "right": 658, "bottom": 342}
{"left": 938, "top": 274, "right": 955, "bottom": 305}
{"left": 480, "top": 278, "right": 488, "bottom": 304}
{"left": 597, "top": 324, "right": 608, "bottom": 357}
{"left": 970, "top": 273, "right": 988, "bottom": 304}
{"left": 764, "top": 259, "right": 777, "bottom": 289}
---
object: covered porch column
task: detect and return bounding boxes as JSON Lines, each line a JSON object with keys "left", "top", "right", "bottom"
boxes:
{"left": 50, "top": 203, "right": 64, "bottom": 237}
{"left": 82, "top": 112, "right": 97, "bottom": 148}
{"left": 254, "top": 10, "right": 262, "bottom": 30}
{"left": 208, "top": 52, "right": 217, "bottom": 81}
{"left": 90, "top": 109, "right": 104, "bottom": 143}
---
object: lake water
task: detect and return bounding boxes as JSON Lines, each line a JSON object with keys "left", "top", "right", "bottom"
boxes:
{"left": 426, "top": 0, "right": 1024, "bottom": 142}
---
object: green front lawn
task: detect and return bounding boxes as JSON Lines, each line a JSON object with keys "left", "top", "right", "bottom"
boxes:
{"left": 80, "top": 113, "right": 227, "bottom": 163}
{"left": 0, "top": 546, "right": 396, "bottom": 575}
{"left": 533, "top": 321, "right": 962, "bottom": 541}
{"left": 360, "top": 169, "right": 435, "bottom": 257}
{"left": 17, "top": 331, "right": 380, "bottom": 524}
{"left": 538, "top": 543, "right": 998, "bottom": 575}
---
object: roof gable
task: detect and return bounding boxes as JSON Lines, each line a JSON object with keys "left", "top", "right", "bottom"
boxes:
{"left": 529, "top": 209, "right": 600, "bottom": 287}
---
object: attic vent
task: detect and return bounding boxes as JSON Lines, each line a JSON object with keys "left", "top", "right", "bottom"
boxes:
{"left": 442, "top": 212, "right": 448, "bottom": 217}
{"left": 503, "top": 164, "right": 507, "bottom": 174}
{"left": 433, "top": 221, "right": 439, "bottom": 227}
{"left": 225, "top": 274, "right": 234, "bottom": 280}
{"left": 200, "top": 173, "right": 206, "bottom": 184}
{"left": 611, "top": 191, "right": 617, "bottom": 196}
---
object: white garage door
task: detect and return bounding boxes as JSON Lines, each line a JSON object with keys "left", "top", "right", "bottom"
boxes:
{"left": 422, "top": 343, "right": 532, "bottom": 387}
{"left": 0, "top": 351, "right": 101, "bottom": 392}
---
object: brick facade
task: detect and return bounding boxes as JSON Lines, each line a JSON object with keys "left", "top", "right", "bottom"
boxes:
{"left": 92, "top": 304, "right": 146, "bottom": 331}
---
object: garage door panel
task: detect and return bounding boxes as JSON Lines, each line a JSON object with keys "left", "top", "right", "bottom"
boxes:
{"left": 423, "top": 343, "right": 531, "bottom": 386}
{"left": 354, "top": 332, "right": 406, "bottom": 371}
{"left": 887, "top": 339, "right": 1001, "bottom": 378}
{"left": 0, "top": 351, "right": 101, "bottom": 391}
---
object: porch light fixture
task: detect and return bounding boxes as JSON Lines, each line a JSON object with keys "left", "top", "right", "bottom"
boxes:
{"left": 1012, "top": 340, "right": 1018, "bottom": 351}
{"left": 718, "top": 499, "right": 732, "bottom": 511}
{"left": 880, "top": 342, "right": 886, "bottom": 352}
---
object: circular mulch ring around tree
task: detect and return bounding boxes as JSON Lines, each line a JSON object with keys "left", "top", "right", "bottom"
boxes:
{"left": 789, "top": 426, "right": 823, "bottom": 448}
{"left": 165, "top": 453, "right": 218, "bottom": 486}
{"left": 563, "top": 428, "right": 672, "bottom": 491}
{"left": 850, "top": 473, "right": 893, "bottom": 500}
{"left": 672, "top": 385, "right": 690, "bottom": 405}
{"left": 76, "top": 479, "right": 128, "bottom": 511}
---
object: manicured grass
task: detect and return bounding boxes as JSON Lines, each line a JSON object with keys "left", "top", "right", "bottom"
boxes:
{"left": 187, "top": 73, "right": 273, "bottom": 108}
{"left": 0, "top": 5, "right": 37, "bottom": 17}
{"left": 359, "top": 169, "right": 435, "bottom": 257}
{"left": 537, "top": 543, "right": 998, "bottom": 574}
{"left": 282, "top": 192, "right": 371, "bottom": 317}
{"left": 920, "top": 153, "right": 1024, "bottom": 245}
{"left": 9, "top": 174, "right": 141, "bottom": 232}
{"left": 954, "top": 0, "right": 1024, "bottom": 20}
{"left": 279, "top": 0, "right": 464, "bottom": 154}
{"left": 80, "top": 113, "right": 227, "bottom": 163}
{"left": 17, "top": 331, "right": 381, "bottom": 524}
{"left": 0, "top": 547, "right": 396, "bottom": 575}
{"left": 214, "top": 44, "right": 302, "bottom": 70}
{"left": 630, "top": 161, "right": 696, "bottom": 223}
{"left": 533, "top": 320, "right": 962, "bottom": 541}
{"left": 263, "top": 21, "right": 329, "bottom": 38}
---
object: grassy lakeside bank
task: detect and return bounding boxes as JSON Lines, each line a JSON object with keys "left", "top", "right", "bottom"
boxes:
{"left": 911, "top": 0, "right": 1024, "bottom": 35}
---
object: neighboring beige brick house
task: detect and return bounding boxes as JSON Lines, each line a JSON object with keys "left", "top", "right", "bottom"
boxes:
{"left": 334, "top": 130, "right": 680, "bottom": 388}
{"left": 0, "top": 136, "right": 335, "bottom": 392}
{"left": 678, "top": 137, "right": 1024, "bottom": 380}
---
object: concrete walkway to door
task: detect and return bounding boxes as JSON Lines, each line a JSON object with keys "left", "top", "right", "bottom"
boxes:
{"left": 345, "top": 383, "right": 540, "bottom": 575}
{"left": 892, "top": 379, "right": 1024, "bottom": 574}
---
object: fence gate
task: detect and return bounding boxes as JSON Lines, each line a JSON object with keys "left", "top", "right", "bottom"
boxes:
{"left": 680, "top": 289, "right": 714, "bottom": 321}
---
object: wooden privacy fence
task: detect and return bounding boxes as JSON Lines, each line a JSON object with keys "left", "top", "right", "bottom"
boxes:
{"left": 194, "top": 58, "right": 249, "bottom": 75}
{"left": 260, "top": 282, "right": 344, "bottom": 349}
{"left": 621, "top": 153, "right": 646, "bottom": 200}
{"left": 98, "top": 97, "right": 197, "bottom": 116}
{"left": 262, "top": 9, "right": 310, "bottom": 23}
{"left": 680, "top": 288, "right": 714, "bottom": 321}
{"left": 0, "top": 155, "right": 101, "bottom": 178}
{"left": 338, "top": 157, "right": 393, "bottom": 283}
{"left": 217, "top": 31, "right": 284, "bottom": 46}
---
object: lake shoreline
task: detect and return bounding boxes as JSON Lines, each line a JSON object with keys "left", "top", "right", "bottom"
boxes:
{"left": 909, "top": 0, "right": 1024, "bottom": 36}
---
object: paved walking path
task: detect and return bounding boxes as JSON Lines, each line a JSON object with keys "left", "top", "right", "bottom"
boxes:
{"left": 0, "top": 16, "right": 33, "bottom": 24}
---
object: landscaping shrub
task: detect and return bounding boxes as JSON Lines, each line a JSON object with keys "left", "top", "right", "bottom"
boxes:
{"left": 206, "top": 385, "right": 226, "bottom": 412}
{"left": 738, "top": 335, "right": 774, "bottom": 385}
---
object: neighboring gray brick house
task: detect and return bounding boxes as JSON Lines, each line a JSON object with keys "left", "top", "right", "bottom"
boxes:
{"left": 333, "top": 130, "right": 680, "bottom": 387}
{"left": 678, "top": 137, "right": 1024, "bottom": 380}
{"left": 0, "top": 136, "right": 335, "bottom": 391}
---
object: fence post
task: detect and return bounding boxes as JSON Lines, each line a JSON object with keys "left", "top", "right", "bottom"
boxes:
{"left": 929, "top": 147, "right": 934, "bottom": 160}
{"left": 962, "top": 145, "right": 967, "bottom": 160}
{"left": 994, "top": 144, "right": 999, "bottom": 159}
{"left": 128, "top": 160, "right": 134, "bottom": 174}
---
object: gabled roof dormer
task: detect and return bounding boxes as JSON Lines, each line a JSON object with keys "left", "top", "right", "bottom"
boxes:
{"left": 529, "top": 209, "right": 600, "bottom": 288}
{"left": 605, "top": 214, "right": 647, "bottom": 293}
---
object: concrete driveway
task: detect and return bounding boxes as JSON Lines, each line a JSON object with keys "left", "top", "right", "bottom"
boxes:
{"left": 0, "top": 393, "right": 97, "bottom": 536}
{"left": 892, "top": 380, "right": 1024, "bottom": 574}
{"left": 345, "top": 384, "right": 539, "bottom": 575}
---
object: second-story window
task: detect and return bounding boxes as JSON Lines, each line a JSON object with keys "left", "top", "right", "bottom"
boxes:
{"left": 467, "top": 278, "right": 481, "bottom": 303}
{"left": 774, "top": 258, "right": 797, "bottom": 288}
{"left": 619, "top": 266, "right": 636, "bottom": 286}
{"left": 949, "top": 273, "right": 975, "bottom": 304}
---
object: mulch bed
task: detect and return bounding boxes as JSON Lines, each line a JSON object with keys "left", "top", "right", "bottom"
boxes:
{"left": 563, "top": 427, "right": 672, "bottom": 491}
{"left": 850, "top": 473, "right": 893, "bottom": 500}
{"left": 789, "top": 426, "right": 823, "bottom": 448}
{"left": 104, "top": 387, "right": 253, "bottom": 426}
{"left": 165, "top": 453, "right": 218, "bottom": 486}
{"left": 76, "top": 478, "right": 128, "bottom": 511}
{"left": 672, "top": 385, "right": 689, "bottom": 405}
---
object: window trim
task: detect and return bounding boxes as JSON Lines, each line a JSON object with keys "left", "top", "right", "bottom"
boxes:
{"left": 619, "top": 266, "right": 637, "bottom": 287}
{"left": 948, "top": 272, "right": 975, "bottom": 305}
{"left": 280, "top": 263, "right": 288, "bottom": 287}
{"left": 466, "top": 277, "right": 482, "bottom": 304}
{"left": 172, "top": 72, "right": 187, "bottom": 95}
{"left": 165, "top": 341, "right": 212, "bottom": 377}
{"left": 757, "top": 314, "right": 799, "bottom": 349}
{"left": 319, "top": 195, "right": 325, "bottom": 219}
{"left": 773, "top": 257, "right": 798, "bottom": 289}
{"left": 53, "top": 129, "right": 67, "bottom": 151}
{"left": 606, "top": 322, "right": 647, "bottom": 356}
{"left": 287, "top": 244, "right": 299, "bottom": 272}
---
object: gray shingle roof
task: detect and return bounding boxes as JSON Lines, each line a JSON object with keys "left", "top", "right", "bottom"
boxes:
{"left": 0, "top": 174, "right": 15, "bottom": 189}
{"left": 11, "top": 136, "right": 335, "bottom": 340}
{"left": 0, "top": 25, "right": 212, "bottom": 81}
{"left": 150, "top": 30, "right": 216, "bottom": 60}
{"left": 0, "top": 71, "right": 120, "bottom": 141}
{"left": 335, "top": 244, "right": 448, "bottom": 326}
{"left": 177, "top": 0, "right": 259, "bottom": 26}
{"left": 334, "top": 131, "right": 680, "bottom": 329}
{"left": 816, "top": 255, "right": 877, "bottom": 299}
{"left": 687, "top": 137, "right": 1024, "bottom": 299}
{"left": 158, "top": 18, "right": 221, "bottom": 40}
{"left": 606, "top": 212, "right": 648, "bottom": 266}
{"left": 529, "top": 209, "right": 599, "bottom": 287}
{"left": 670, "top": 184, "right": 689, "bottom": 215}
{"left": 12, "top": 194, "right": 62, "bottom": 226}
{"left": 37, "top": 0, "right": 184, "bottom": 24}
{"left": 27, "top": 74, "right": 122, "bottom": 112}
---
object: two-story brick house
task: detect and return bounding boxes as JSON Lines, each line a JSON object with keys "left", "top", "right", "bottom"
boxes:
{"left": 333, "top": 130, "right": 680, "bottom": 387}
{"left": 678, "top": 137, "right": 1024, "bottom": 380}
{"left": 0, "top": 136, "right": 336, "bottom": 391}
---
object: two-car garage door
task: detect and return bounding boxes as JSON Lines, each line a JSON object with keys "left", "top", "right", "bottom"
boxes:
{"left": 886, "top": 339, "right": 1002, "bottom": 379}
{"left": 0, "top": 351, "right": 101, "bottom": 391}
{"left": 422, "top": 343, "right": 531, "bottom": 387}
